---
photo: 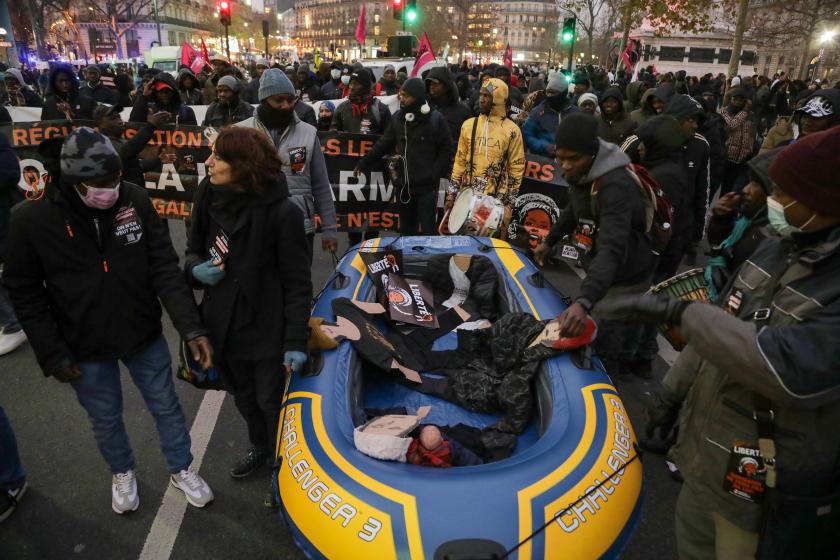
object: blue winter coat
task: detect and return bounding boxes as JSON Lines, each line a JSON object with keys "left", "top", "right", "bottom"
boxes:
{"left": 522, "top": 100, "right": 579, "bottom": 156}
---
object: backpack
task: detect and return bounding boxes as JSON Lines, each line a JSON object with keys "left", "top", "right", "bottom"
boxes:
{"left": 591, "top": 164, "right": 674, "bottom": 254}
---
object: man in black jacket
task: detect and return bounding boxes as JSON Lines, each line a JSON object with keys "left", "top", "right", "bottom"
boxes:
{"left": 79, "top": 65, "right": 117, "bottom": 105}
{"left": 355, "top": 78, "right": 452, "bottom": 235}
{"left": 425, "top": 66, "right": 471, "bottom": 146}
{"left": 533, "top": 113, "right": 655, "bottom": 378}
{"left": 40, "top": 64, "right": 94, "bottom": 120}
{"left": 201, "top": 75, "right": 254, "bottom": 128}
{"left": 129, "top": 72, "right": 197, "bottom": 125}
{"left": 94, "top": 102, "right": 171, "bottom": 186}
{"left": 3, "top": 127, "right": 215, "bottom": 514}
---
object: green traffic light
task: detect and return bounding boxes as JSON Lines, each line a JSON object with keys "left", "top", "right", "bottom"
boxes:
{"left": 562, "top": 31, "right": 573, "bottom": 42}
{"left": 406, "top": 9, "right": 417, "bottom": 22}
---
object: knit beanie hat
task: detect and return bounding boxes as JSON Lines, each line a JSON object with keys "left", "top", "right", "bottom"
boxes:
{"left": 577, "top": 92, "right": 599, "bottom": 108}
{"left": 258, "top": 68, "right": 295, "bottom": 101}
{"left": 349, "top": 70, "right": 371, "bottom": 92}
{"left": 769, "top": 126, "right": 840, "bottom": 216}
{"left": 728, "top": 86, "right": 747, "bottom": 99}
{"left": 84, "top": 64, "right": 101, "bottom": 77}
{"left": 255, "top": 58, "right": 269, "bottom": 68}
{"left": 60, "top": 127, "right": 122, "bottom": 184}
{"left": 400, "top": 77, "right": 426, "bottom": 105}
{"left": 547, "top": 72, "right": 569, "bottom": 94}
{"left": 217, "top": 75, "right": 239, "bottom": 92}
{"left": 555, "top": 113, "right": 600, "bottom": 156}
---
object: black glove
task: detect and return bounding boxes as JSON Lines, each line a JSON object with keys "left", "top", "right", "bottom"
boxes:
{"left": 645, "top": 387, "right": 682, "bottom": 442}
{"left": 50, "top": 359, "right": 82, "bottom": 383}
{"left": 598, "top": 294, "right": 690, "bottom": 327}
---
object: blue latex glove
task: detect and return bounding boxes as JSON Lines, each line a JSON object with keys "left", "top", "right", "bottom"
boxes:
{"left": 284, "top": 351, "right": 308, "bottom": 374}
{"left": 192, "top": 259, "right": 225, "bottom": 286}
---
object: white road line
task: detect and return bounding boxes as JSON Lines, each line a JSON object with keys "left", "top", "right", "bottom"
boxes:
{"left": 562, "top": 262, "right": 678, "bottom": 366}
{"left": 139, "top": 390, "right": 226, "bottom": 560}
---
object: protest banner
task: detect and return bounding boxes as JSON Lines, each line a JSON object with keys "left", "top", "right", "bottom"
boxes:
{"left": 4, "top": 118, "right": 568, "bottom": 236}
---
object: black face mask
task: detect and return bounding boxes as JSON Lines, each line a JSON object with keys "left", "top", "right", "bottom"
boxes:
{"left": 546, "top": 92, "right": 568, "bottom": 111}
{"left": 258, "top": 102, "right": 294, "bottom": 129}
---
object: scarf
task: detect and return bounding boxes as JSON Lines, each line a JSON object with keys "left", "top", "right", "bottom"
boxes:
{"left": 349, "top": 92, "right": 374, "bottom": 117}
{"left": 704, "top": 214, "right": 753, "bottom": 299}
{"left": 257, "top": 102, "right": 293, "bottom": 130}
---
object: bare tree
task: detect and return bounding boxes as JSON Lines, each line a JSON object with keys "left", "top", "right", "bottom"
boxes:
{"left": 24, "top": 0, "right": 75, "bottom": 59}
{"left": 557, "top": 0, "right": 607, "bottom": 60}
{"left": 745, "top": 0, "right": 840, "bottom": 79}
{"left": 86, "top": 0, "right": 169, "bottom": 58}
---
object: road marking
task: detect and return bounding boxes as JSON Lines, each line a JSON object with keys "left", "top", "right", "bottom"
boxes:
{"left": 562, "top": 262, "right": 678, "bottom": 366}
{"left": 139, "top": 390, "right": 226, "bottom": 560}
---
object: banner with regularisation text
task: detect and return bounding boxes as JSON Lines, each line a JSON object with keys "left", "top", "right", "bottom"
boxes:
{"left": 4, "top": 120, "right": 569, "bottom": 238}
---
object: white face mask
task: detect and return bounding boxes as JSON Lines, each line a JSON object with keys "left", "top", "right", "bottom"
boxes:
{"left": 767, "top": 197, "right": 816, "bottom": 237}
{"left": 341, "top": 75, "right": 351, "bottom": 85}
{"left": 331, "top": 69, "right": 341, "bottom": 80}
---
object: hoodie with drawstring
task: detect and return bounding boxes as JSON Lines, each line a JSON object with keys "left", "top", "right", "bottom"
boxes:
{"left": 450, "top": 78, "right": 526, "bottom": 208}
{"left": 545, "top": 139, "right": 654, "bottom": 306}
{"left": 425, "top": 66, "right": 472, "bottom": 143}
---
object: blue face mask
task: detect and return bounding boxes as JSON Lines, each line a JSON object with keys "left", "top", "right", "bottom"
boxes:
{"left": 767, "top": 197, "right": 816, "bottom": 237}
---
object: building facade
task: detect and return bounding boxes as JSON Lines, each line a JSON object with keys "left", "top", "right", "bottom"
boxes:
{"left": 294, "top": 0, "right": 393, "bottom": 60}
{"left": 466, "top": 0, "right": 558, "bottom": 64}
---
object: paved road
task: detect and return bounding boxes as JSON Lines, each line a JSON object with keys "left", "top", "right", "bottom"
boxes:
{"left": 0, "top": 229, "right": 683, "bottom": 559}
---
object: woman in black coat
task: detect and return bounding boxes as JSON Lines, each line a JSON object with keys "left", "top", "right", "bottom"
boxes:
{"left": 185, "top": 126, "right": 312, "bottom": 479}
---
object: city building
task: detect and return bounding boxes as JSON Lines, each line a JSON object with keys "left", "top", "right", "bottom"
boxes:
{"left": 466, "top": 0, "right": 559, "bottom": 64}
{"left": 293, "top": 0, "right": 391, "bottom": 60}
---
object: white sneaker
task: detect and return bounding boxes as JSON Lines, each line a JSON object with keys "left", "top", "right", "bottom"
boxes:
{"left": 0, "top": 329, "right": 27, "bottom": 356}
{"left": 170, "top": 467, "right": 214, "bottom": 508}
{"left": 111, "top": 470, "right": 139, "bottom": 514}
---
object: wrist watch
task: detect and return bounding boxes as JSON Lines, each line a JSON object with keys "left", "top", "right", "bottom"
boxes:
{"left": 575, "top": 298, "right": 594, "bottom": 313}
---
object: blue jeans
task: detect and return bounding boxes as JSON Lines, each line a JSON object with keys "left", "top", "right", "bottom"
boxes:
{"left": 0, "top": 404, "right": 26, "bottom": 491}
{"left": 71, "top": 335, "right": 193, "bottom": 474}
{"left": 0, "top": 280, "right": 21, "bottom": 333}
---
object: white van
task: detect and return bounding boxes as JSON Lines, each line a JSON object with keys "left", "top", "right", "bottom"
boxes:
{"left": 143, "top": 46, "right": 182, "bottom": 76}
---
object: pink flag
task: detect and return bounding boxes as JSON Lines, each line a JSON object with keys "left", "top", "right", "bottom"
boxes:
{"left": 410, "top": 32, "right": 435, "bottom": 77}
{"left": 181, "top": 41, "right": 197, "bottom": 67}
{"left": 190, "top": 56, "right": 206, "bottom": 74}
{"left": 355, "top": 5, "right": 366, "bottom": 46}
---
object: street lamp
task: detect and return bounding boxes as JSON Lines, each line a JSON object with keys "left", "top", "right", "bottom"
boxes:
{"left": 820, "top": 30, "right": 837, "bottom": 43}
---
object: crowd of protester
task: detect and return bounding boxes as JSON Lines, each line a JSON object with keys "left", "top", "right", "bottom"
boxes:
{"left": 1, "top": 51, "right": 840, "bottom": 558}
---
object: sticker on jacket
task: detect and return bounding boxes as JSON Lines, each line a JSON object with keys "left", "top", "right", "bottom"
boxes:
{"left": 289, "top": 147, "right": 306, "bottom": 175}
{"left": 360, "top": 118, "right": 372, "bottom": 134}
{"left": 208, "top": 229, "right": 230, "bottom": 264}
{"left": 722, "top": 441, "right": 766, "bottom": 503}
{"left": 113, "top": 206, "right": 143, "bottom": 246}
{"left": 726, "top": 289, "right": 744, "bottom": 316}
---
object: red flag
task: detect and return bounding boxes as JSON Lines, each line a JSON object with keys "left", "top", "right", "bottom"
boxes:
{"left": 620, "top": 39, "right": 637, "bottom": 73}
{"left": 200, "top": 37, "right": 210, "bottom": 63}
{"left": 190, "top": 56, "right": 206, "bottom": 75}
{"left": 181, "top": 41, "right": 197, "bottom": 67}
{"left": 355, "top": 5, "right": 366, "bottom": 46}
{"left": 410, "top": 32, "right": 435, "bottom": 77}
{"left": 503, "top": 43, "right": 513, "bottom": 69}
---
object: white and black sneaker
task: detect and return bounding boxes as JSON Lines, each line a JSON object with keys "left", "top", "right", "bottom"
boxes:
{"left": 170, "top": 467, "right": 214, "bottom": 508}
{"left": 111, "top": 470, "right": 139, "bottom": 515}
{"left": 0, "top": 481, "right": 28, "bottom": 523}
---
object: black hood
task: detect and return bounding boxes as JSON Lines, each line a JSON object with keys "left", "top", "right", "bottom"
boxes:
{"left": 426, "top": 66, "right": 460, "bottom": 105}
{"left": 149, "top": 73, "right": 182, "bottom": 109}
{"left": 599, "top": 86, "right": 625, "bottom": 114}
{"left": 636, "top": 115, "right": 685, "bottom": 163}
{"left": 177, "top": 68, "right": 198, "bottom": 89}
{"left": 651, "top": 83, "right": 675, "bottom": 105}
{"left": 665, "top": 94, "right": 706, "bottom": 125}
{"left": 47, "top": 63, "right": 79, "bottom": 98}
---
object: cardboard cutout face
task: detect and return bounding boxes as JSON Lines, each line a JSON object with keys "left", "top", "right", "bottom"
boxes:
{"left": 320, "top": 316, "right": 362, "bottom": 342}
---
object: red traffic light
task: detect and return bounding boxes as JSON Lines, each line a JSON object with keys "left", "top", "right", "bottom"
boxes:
{"left": 393, "top": 0, "right": 401, "bottom": 5}
{"left": 220, "top": 0, "right": 229, "bottom": 8}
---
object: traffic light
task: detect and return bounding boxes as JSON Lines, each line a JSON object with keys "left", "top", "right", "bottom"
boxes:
{"left": 219, "top": 0, "right": 231, "bottom": 26}
{"left": 392, "top": 0, "right": 404, "bottom": 21}
{"left": 562, "top": 17, "right": 576, "bottom": 43}
{"left": 405, "top": 0, "right": 417, "bottom": 24}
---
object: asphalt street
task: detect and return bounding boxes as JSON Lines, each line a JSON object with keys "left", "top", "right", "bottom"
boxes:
{"left": 0, "top": 228, "right": 683, "bottom": 560}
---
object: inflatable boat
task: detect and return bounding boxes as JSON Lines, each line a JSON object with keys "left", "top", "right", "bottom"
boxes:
{"left": 274, "top": 236, "right": 643, "bottom": 559}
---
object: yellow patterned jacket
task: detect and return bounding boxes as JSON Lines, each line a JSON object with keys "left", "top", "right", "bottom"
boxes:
{"left": 450, "top": 78, "right": 526, "bottom": 207}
